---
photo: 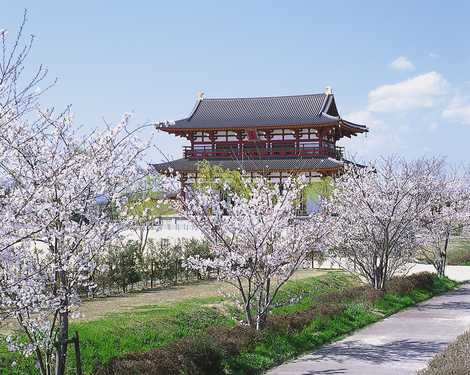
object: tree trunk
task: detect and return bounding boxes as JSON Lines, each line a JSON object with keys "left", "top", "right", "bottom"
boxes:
{"left": 437, "top": 232, "right": 450, "bottom": 278}
{"left": 373, "top": 265, "right": 385, "bottom": 290}
{"left": 254, "top": 279, "right": 271, "bottom": 330}
{"left": 436, "top": 257, "right": 446, "bottom": 278}
{"left": 256, "top": 311, "right": 268, "bottom": 330}
{"left": 245, "top": 304, "right": 254, "bottom": 328}
{"left": 73, "top": 331, "right": 83, "bottom": 375}
{"left": 55, "top": 273, "right": 69, "bottom": 375}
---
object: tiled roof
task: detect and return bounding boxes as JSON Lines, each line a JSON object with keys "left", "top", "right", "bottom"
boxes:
{"left": 159, "top": 93, "right": 367, "bottom": 131}
{"left": 152, "top": 157, "right": 344, "bottom": 173}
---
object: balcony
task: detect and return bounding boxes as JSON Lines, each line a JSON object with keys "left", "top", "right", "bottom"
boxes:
{"left": 183, "top": 145, "right": 344, "bottom": 160}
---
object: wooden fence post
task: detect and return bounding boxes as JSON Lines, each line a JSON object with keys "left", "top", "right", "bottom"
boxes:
{"left": 74, "top": 331, "right": 83, "bottom": 375}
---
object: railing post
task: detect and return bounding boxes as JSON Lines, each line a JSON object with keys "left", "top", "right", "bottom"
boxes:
{"left": 74, "top": 331, "right": 82, "bottom": 375}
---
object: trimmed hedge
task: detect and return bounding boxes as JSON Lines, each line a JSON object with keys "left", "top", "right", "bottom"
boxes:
{"left": 418, "top": 330, "right": 470, "bottom": 375}
{"left": 95, "top": 272, "right": 446, "bottom": 375}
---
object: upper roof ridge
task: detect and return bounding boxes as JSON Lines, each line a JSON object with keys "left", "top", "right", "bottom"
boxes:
{"left": 200, "top": 92, "right": 326, "bottom": 101}
{"left": 157, "top": 91, "right": 367, "bottom": 133}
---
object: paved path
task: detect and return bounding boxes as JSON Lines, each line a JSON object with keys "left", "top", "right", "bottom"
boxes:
{"left": 408, "top": 263, "right": 470, "bottom": 282}
{"left": 266, "top": 283, "right": 470, "bottom": 375}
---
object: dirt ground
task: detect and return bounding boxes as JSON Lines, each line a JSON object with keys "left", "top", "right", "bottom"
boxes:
{"left": 0, "top": 269, "right": 327, "bottom": 333}
{"left": 77, "top": 268, "right": 327, "bottom": 321}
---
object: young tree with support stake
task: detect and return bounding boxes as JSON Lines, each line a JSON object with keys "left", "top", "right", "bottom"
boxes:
{"left": 0, "top": 14, "right": 148, "bottom": 375}
{"left": 180, "top": 175, "right": 331, "bottom": 330}
{"left": 1, "top": 113, "right": 148, "bottom": 375}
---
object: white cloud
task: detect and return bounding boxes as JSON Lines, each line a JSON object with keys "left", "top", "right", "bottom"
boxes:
{"left": 346, "top": 110, "right": 382, "bottom": 130}
{"left": 340, "top": 110, "right": 402, "bottom": 161}
{"left": 367, "top": 71, "right": 448, "bottom": 112}
{"left": 442, "top": 96, "right": 470, "bottom": 125}
{"left": 429, "top": 52, "right": 440, "bottom": 59}
{"left": 389, "top": 56, "right": 415, "bottom": 71}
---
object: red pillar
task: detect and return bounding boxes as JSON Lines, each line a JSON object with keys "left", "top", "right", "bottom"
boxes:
{"left": 237, "top": 131, "right": 244, "bottom": 158}
{"left": 318, "top": 129, "right": 323, "bottom": 156}
{"left": 209, "top": 131, "right": 216, "bottom": 157}
{"left": 265, "top": 130, "right": 272, "bottom": 156}
{"left": 295, "top": 129, "right": 301, "bottom": 155}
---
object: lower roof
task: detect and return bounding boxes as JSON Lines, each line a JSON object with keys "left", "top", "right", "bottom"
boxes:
{"left": 152, "top": 157, "right": 344, "bottom": 174}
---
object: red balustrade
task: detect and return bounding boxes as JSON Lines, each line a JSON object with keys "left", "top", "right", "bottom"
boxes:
{"left": 183, "top": 146, "right": 344, "bottom": 160}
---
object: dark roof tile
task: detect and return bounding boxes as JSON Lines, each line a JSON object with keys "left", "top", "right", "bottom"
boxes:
{"left": 152, "top": 157, "right": 344, "bottom": 173}
{"left": 160, "top": 93, "right": 364, "bottom": 130}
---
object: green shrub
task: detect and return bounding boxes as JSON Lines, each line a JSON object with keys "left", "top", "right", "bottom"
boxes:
{"left": 266, "top": 303, "right": 345, "bottom": 333}
{"left": 318, "top": 284, "right": 384, "bottom": 305}
{"left": 96, "top": 336, "right": 225, "bottom": 375}
{"left": 208, "top": 325, "right": 261, "bottom": 357}
{"left": 386, "top": 272, "right": 436, "bottom": 295}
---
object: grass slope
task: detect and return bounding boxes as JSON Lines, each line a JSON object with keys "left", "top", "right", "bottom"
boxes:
{"left": 447, "top": 237, "right": 470, "bottom": 266}
{"left": 0, "top": 271, "right": 354, "bottom": 374}
{"left": 0, "top": 273, "right": 457, "bottom": 374}
{"left": 229, "top": 276, "right": 456, "bottom": 374}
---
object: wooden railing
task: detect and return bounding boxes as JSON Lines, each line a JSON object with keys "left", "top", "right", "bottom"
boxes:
{"left": 183, "top": 146, "right": 344, "bottom": 160}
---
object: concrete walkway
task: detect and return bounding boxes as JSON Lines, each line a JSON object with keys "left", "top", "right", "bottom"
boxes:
{"left": 266, "top": 283, "right": 470, "bottom": 375}
{"left": 408, "top": 263, "right": 470, "bottom": 282}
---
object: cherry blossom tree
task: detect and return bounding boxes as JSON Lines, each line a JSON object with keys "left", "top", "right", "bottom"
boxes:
{"left": 0, "top": 15, "right": 149, "bottom": 375}
{"left": 420, "top": 167, "right": 470, "bottom": 277}
{"left": 0, "top": 11, "right": 52, "bottom": 130}
{"left": 327, "top": 157, "right": 440, "bottom": 290}
{"left": 180, "top": 175, "right": 330, "bottom": 330}
{"left": 0, "top": 113, "right": 148, "bottom": 374}
{"left": 0, "top": 11, "right": 53, "bottom": 255}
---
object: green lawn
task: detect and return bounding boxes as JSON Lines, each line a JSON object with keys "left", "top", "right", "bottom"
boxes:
{"left": 0, "top": 272, "right": 457, "bottom": 375}
{"left": 0, "top": 272, "right": 353, "bottom": 374}
{"left": 447, "top": 237, "right": 470, "bottom": 265}
{"left": 0, "top": 297, "right": 234, "bottom": 374}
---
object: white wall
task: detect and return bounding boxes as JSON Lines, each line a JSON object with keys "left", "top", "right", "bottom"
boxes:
{"left": 123, "top": 217, "right": 204, "bottom": 245}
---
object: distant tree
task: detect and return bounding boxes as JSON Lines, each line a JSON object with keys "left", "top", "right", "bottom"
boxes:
{"left": 420, "top": 167, "right": 470, "bottom": 277}
{"left": 146, "top": 239, "right": 182, "bottom": 286}
{"left": 110, "top": 241, "right": 143, "bottom": 292}
{"left": 193, "top": 160, "right": 249, "bottom": 196}
{"left": 126, "top": 175, "right": 175, "bottom": 275}
{"left": 304, "top": 177, "right": 333, "bottom": 204}
{"left": 181, "top": 239, "right": 212, "bottom": 280}
{"left": 304, "top": 177, "right": 333, "bottom": 266}
{"left": 327, "top": 157, "right": 440, "bottom": 290}
{"left": 142, "top": 239, "right": 159, "bottom": 288}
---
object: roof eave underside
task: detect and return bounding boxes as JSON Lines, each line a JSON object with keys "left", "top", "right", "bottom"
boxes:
{"left": 159, "top": 119, "right": 367, "bottom": 134}
{"left": 151, "top": 157, "right": 345, "bottom": 174}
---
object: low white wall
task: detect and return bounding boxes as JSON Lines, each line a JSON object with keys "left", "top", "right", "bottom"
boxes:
{"left": 123, "top": 216, "right": 204, "bottom": 245}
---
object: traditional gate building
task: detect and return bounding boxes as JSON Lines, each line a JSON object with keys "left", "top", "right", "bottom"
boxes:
{"left": 153, "top": 88, "right": 368, "bottom": 184}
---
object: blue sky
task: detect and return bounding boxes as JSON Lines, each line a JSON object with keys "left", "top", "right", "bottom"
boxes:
{"left": 3, "top": 1, "right": 470, "bottom": 164}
